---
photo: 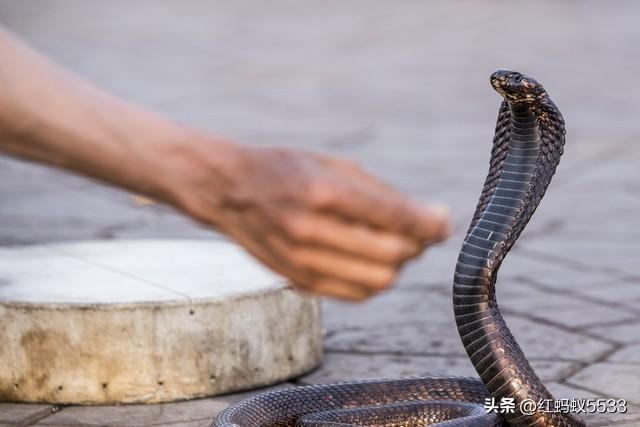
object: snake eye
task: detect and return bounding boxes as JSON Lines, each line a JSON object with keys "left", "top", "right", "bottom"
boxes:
{"left": 512, "top": 73, "right": 523, "bottom": 83}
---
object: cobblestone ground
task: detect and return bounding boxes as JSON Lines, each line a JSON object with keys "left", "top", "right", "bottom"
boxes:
{"left": 1, "top": 1, "right": 639, "bottom": 426}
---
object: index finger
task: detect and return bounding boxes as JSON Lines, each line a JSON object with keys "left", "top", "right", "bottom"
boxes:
{"left": 320, "top": 180, "right": 452, "bottom": 242}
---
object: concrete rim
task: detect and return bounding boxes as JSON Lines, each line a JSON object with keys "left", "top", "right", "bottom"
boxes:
{"left": 0, "top": 239, "right": 323, "bottom": 404}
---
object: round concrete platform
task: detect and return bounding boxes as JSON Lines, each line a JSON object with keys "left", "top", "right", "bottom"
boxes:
{"left": 0, "top": 240, "right": 322, "bottom": 404}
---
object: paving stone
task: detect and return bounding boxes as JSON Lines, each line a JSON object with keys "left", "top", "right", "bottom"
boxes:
{"left": 525, "top": 178, "right": 640, "bottom": 241}
{"left": 44, "top": 422, "right": 215, "bottom": 427}
{"left": 605, "top": 421, "right": 640, "bottom": 427}
{"left": 568, "top": 363, "right": 640, "bottom": 404}
{"left": 36, "top": 401, "right": 221, "bottom": 426}
{"left": 608, "top": 344, "right": 640, "bottom": 364}
{"left": 519, "top": 236, "right": 640, "bottom": 279}
{"left": 494, "top": 280, "right": 638, "bottom": 327}
{"left": 582, "top": 405, "right": 640, "bottom": 427}
{"left": 157, "top": 422, "right": 213, "bottom": 427}
{"left": 546, "top": 382, "right": 640, "bottom": 426}
{"left": 497, "top": 255, "right": 640, "bottom": 323}
{"left": 395, "top": 241, "right": 464, "bottom": 287}
{"left": 36, "top": 384, "right": 292, "bottom": 426}
{"left": 500, "top": 315, "right": 613, "bottom": 363}
{"left": 498, "top": 251, "right": 618, "bottom": 292}
{"left": 589, "top": 321, "right": 640, "bottom": 345}
{"left": 300, "top": 352, "right": 577, "bottom": 385}
{"left": 399, "top": 253, "right": 639, "bottom": 331}
{"left": 324, "top": 291, "right": 613, "bottom": 362}
{"left": 0, "top": 186, "right": 141, "bottom": 224}
{"left": 519, "top": 302, "right": 638, "bottom": 330}
{"left": 43, "top": 424, "right": 215, "bottom": 427}
{"left": 0, "top": 402, "right": 53, "bottom": 423}
{"left": 0, "top": 157, "right": 91, "bottom": 194}
{"left": 323, "top": 287, "right": 453, "bottom": 331}
{"left": 547, "top": 382, "right": 598, "bottom": 400}
{"left": 577, "top": 284, "right": 640, "bottom": 314}
{"left": 323, "top": 290, "right": 466, "bottom": 356}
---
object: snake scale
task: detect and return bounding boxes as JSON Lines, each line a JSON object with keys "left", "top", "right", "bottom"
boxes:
{"left": 213, "top": 70, "right": 584, "bottom": 427}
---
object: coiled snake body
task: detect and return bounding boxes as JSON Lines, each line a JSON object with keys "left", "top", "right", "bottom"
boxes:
{"left": 213, "top": 70, "right": 584, "bottom": 427}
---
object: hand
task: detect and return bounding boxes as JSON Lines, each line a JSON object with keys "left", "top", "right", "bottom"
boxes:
{"left": 175, "top": 144, "right": 451, "bottom": 301}
{"left": 0, "top": 28, "right": 449, "bottom": 302}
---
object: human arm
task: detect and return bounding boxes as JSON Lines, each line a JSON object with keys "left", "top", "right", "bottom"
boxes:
{"left": 0, "top": 28, "right": 451, "bottom": 301}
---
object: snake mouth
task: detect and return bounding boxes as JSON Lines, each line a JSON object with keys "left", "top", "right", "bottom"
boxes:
{"left": 490, "top": 69, "right": 513, "bottom": 98}
{"left": 490, "top": 69, "right": 518, "bottom": 93}
{"left": 490, "top": 69, "right": 512, "bottom": 83}
{"left": 490, "top": 69, "right": 546, "bottom": 104}
{"left": 491, "top": 81, "right": 507, "bottom": 97}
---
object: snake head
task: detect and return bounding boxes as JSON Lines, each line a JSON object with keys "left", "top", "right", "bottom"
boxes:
{"left": 490, "top": 70, "right": 547, "bottom": 104}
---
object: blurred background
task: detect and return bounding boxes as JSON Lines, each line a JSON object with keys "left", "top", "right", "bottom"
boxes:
{"left": 0, "top": 1, "right": 638, "bottom": 426}
{"left": 0, "top": 0, "right": 638, "bottom": 244}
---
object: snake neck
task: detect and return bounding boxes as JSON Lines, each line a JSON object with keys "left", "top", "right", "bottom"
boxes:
{"left": 454, "top": 101, "right": 582, "bottom": 427}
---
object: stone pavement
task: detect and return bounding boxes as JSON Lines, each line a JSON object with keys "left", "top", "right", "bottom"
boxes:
{"left": 0, "top": 0, "right": 639, "bottom": 426}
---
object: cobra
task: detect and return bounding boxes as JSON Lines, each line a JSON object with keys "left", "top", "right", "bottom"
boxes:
{"left": 213, "top": 70, "right": 584, "bottom": 427}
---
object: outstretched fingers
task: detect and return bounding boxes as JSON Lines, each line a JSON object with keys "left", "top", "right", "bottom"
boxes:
{"left": 307, "top": 175, "right": 452, "bottom": 243}
{"left": 201, "top": 147, "right": 453, "bottom": 302}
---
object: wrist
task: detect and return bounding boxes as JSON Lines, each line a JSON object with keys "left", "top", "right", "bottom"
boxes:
{"left": 155, "top": 128, "right": 245, "bottom": 227}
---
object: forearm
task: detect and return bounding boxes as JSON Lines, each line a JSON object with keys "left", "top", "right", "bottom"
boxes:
{"left": 0, "top": 27, "right": 452, "bottom": 302}
{"left": 0, "top": 28, "right": 239, "bottom": 210}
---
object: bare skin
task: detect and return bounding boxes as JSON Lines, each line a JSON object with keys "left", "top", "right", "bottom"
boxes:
{"left": 0, "top": 28, "right": 451, "bottom": 301}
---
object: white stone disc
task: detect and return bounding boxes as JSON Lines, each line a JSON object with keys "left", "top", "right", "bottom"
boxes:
{"left": 0, "top": 240, "right": 322, "bottom": 404}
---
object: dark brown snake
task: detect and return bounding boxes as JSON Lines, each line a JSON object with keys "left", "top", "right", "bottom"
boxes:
{"left": 213, "top": 70, "right": 584, "bottom": 427}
